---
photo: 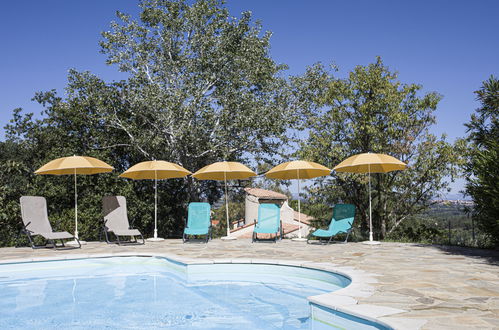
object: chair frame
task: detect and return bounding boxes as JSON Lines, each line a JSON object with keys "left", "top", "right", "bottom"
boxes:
{"left": 18, "top": 223, "right": 81, "bottom": 250}
{"left": 18, "top": 196, "right": 81, "bottom": 250}
{"left": 102, "top": 224, "right": 145, "bottom": 245}
{"left": 252, "top": 204, "right": 282, "bottom": 243}
{"left": 102, "top": 196, "right": 145, "bottom": 246}
{"left": 308, "top": 225, "right": 353, "bottom": 244}
{"left": 183, "top": 203, "right": 212, "bottom": 243}
{"left": 182, "top": 221, "right": 212, "bottom": 243}
{"left": 252, "top": 220, "right": 283, "bottom": 243}
{"left": 307, "top": 204, "right": 355, "bottom": 245}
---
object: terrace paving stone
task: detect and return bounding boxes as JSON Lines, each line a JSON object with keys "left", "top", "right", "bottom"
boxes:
{"left": 0, "top": 240, "right": 497, "bottom": 330}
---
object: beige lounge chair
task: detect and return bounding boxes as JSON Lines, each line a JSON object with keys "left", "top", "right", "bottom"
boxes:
{"left": 19, "top": 196, "right": 80, "bottom": 249}
{"left": 102, "top": 196, "right": 144, "bottom": 245}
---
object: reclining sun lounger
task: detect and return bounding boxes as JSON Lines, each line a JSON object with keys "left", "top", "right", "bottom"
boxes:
{"left": 252, "top": 203, "right": 282, "bottom": 243}
{"left": 308, "top": 204, "right": 355, "bottom": 244}
{"left": 19, "top": 196, "right": 81, "bottom": 249}
{"left": 102, "top": 196, "right": 144, "bottom": 245}
{"left": 183, "top": 202, "right": 211, "bottom": 243}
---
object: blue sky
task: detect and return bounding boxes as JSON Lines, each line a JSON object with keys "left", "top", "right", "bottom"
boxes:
{"left": 1, "top": 0, "right": 498, "bottom": 195}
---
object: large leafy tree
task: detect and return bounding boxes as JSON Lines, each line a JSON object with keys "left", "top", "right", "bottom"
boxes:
{"left": 464, "top": 76, "right": 499, "bottom": 248}
{"left": 295, "top": 58, "right": 459, "bottom": 239}
{"left": 0, "top": 0, "right": 297, "bottom": 246}
{"left": 98, "top": 0, "right": 295, "bottom": 166}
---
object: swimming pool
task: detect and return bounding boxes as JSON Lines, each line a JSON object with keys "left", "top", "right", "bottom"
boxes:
{"left": 0, "top": 257, "right": 391, "bottom": 329}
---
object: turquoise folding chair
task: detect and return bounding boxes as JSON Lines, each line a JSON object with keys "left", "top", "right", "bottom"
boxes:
{"left": 252, "top": 203, "right": 282, "bottom": 243}
{"left": 308, "top": 204, "right": 355, "bottom": 244}
{"left": 183, "top": 202, "right": 211, "bottom": 243}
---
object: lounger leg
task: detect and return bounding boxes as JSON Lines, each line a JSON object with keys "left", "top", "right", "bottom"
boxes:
{"left": 16, "top": 229, "right": 31, "bottom": 248}
{"left": 50, "top": 239, "right": 58, "bottom": 250}
{"left": 138, "top": 233, "right": 145, "bottom": 245}
{"left": 104, "top": 228, "right": 112, "bottom": 244}
{"left": 116, "top": 234, "right": 121, "bottom": 245}
{"left": 25, "top": 231, "right": 36, "bottom": 249}
{"left": 75, "top": 237, "right": 81, "bottom": 248}
{"left": 343, "top": 231, "right": 350, "bottom": 243}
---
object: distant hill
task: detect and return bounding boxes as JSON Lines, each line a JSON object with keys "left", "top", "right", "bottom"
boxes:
{"left": 440, "top": 193, "right": 471, "bottom": 201}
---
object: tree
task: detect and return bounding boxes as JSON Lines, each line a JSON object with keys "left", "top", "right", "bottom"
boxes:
{"left": 464, "top": 76, "right": 499, "bottom": 248}
{"left": 294, "top": 58, "right": 460, "bottom": 239}
{"left": 0, "top": 0, "right": 297, "bottom": 246}
{"left": 99, "top": 0, "right": 296, "bottom": 166}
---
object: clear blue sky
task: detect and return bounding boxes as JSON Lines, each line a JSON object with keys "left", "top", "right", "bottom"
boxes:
{"left": 1, "top": 0, "right": 498, "bottom": 195}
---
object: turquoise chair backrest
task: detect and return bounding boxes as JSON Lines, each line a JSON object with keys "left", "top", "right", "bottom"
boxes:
{"left": 257, "top": 203, "right": 280, "bottom": 231}
{"left": 187, "top": 202, "right": 211, "bottom": 229}
{"left": 328, "top": 204, "right": 355, "bottom": 232}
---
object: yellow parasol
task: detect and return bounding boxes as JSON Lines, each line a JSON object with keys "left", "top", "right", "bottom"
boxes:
{"left": 333, "top": 152, "right": 407, "bottom": 244}
{"left": 192, "top": 161, "right": 257, "bottom": 240}
{"left": 265, "top": 160, "right": 331, "bottom": 241}
{"left": 35, "top": 155, "right": 114, "bottom": 243}
{"left": 120, "top": 160, "right": 191, "bottom": 241}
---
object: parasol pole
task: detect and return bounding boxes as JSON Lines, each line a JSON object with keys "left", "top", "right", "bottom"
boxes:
{"left": 224, "top": 171, "right": 230, "bottom": 237}
{"left": 154, "top": 170, "right": 158, "bottom": 239}
{"left": 368, "top": 163, "right": 373, "bottom": 242}
{"left": 297, "top": 169, "right": 302, "bottom": 239}
{"left": 74, "top": 168, "right": 78, "bottom": 239}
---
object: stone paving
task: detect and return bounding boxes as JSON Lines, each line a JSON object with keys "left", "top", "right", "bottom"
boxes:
{"left": 0, "top": 239, "right": 498, "bottom": 329}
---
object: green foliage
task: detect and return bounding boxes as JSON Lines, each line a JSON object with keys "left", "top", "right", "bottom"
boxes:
{"left": 0, "top": 0, "right": 296, "bottom": 247}
{"left": 99, "top": 0, "right": 297, "bottom": 166}
{"left": 386, "top": 203, "right": 493, "bottom": 248}
{"left": 211, "top": 201, "right": 245, "bottom": 237}
{"left": 295, "top": 58, "right": 461, "bottom": 240}
{"left": 463, "top": 76, "right": 499, "bottom": 248}
{"left": 387, "top": 218, "right": 446, "bottom": 244}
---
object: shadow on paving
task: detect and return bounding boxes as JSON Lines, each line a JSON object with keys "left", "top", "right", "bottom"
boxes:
{"left": 417, "top": 244, "right": 499, "bottom": 266}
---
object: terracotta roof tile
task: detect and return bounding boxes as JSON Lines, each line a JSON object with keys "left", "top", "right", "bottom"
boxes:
{"left": 293, "top": 211, "right": 314, "bottom": 225}
{"left": 244, "top": 187, "right": 288, "bottom": 200}
{"left": 232, "top": 223, "right": 300, "bottom": 239}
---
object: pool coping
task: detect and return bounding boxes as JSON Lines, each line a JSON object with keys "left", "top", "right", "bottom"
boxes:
{"left": 0, "top": 252, "right": 426, "bottom": 330}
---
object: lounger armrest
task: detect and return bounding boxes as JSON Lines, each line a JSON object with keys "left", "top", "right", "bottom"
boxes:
{"left": 23, "top": 221, "right": 33, "bottom": 233}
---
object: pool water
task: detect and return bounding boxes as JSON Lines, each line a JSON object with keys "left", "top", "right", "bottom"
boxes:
{"left": 0, "top": 257, "right": 389, "bottom": 329}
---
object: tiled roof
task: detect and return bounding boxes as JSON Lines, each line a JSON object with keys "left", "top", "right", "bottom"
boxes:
{"left": 244, "top": 187, "right": 288, "bottom": 200}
